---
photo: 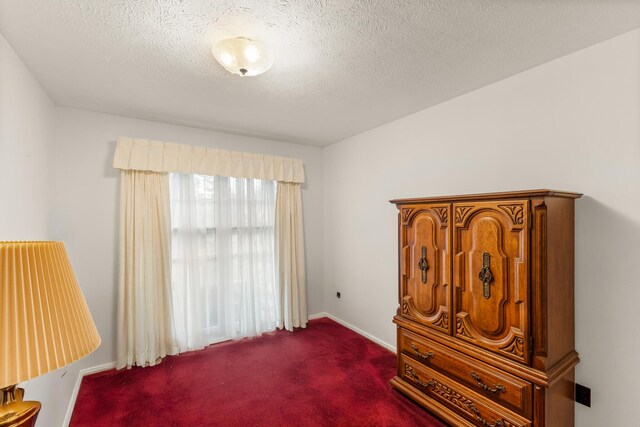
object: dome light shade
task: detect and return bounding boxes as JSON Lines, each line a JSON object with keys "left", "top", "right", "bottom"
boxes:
{"left": 212, "top": 37, "right": 273, "bottom": 77}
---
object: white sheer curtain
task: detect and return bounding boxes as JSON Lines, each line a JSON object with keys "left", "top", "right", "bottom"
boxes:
{"left": 170, "top": 173, "right": 278, "bottom": 351}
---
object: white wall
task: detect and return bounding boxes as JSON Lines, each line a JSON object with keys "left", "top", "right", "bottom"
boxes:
{"left": 0, "top": 31, "right": 76, "bottom": 427}
{"left": 51, "top": 107, "right": 324, "bottom": 376}
{"left": 0, "top": 32, "right": 53, "bottom": 238}
{"left": 323, "top": 28, "right": 640, "bottom": 426}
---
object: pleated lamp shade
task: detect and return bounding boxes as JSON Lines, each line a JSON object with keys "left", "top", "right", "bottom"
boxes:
{"left": 0, "top": 241, "right": 101, "bottom": 388}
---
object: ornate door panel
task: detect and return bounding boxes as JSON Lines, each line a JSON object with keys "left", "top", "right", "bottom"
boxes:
{"left": 399, "top": 204, "right": 451, "bottom": 334}
{"left": 453, "top": 201, "right": 530, "bottom": 363}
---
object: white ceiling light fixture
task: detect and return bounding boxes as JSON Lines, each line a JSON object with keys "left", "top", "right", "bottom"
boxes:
{"left": 212, "top": 37, "right": 274, "bottom": 77}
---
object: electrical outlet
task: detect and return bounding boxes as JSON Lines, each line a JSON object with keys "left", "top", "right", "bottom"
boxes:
{"left": 575, "top": 383, "right": 591, "bottom": 407}
{"left": 336, "top": 292, "right": 341, "bottom": 298}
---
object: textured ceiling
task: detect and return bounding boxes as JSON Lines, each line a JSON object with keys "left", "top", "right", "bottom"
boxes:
{"left": 0, "top": 1, "right": 639, "bottom": 146}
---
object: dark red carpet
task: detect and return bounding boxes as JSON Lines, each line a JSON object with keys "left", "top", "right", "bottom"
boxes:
{"left": 71, "top": 318, "right": 445, "bottom": 426}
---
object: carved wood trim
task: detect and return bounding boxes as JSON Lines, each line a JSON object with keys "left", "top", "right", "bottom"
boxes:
{"left": 432, "top": 312, "right": 449, "bottom": 330}
{"left": 402, "top": 297, "right": 448, "bottom": 330}
{"left": 455, "top": 206, "right": 473, "bottom": 224}
{"left": 456, "top": 315, "right": 527, "bottom": 362}
{"left": 424, "top": 375, "right": 474, "bottom": 413}
{"left": 433, "top": 206, "right": 449, "bottom": 224}
{"left": 401, "top": 208, "right": 414, "bottom": 223}
{"left": 404, "top": 364, "right": 514, "bottom": 427}
{"left": 402, "top": 299, "right": 410, "bottom": 315}
{"left": 497, "top": 204, "right": 524, "bottom": 226}
{"left": 456, "top": 317, "right": 472, "bottom": 338}
{"left": 500, "top": 335, "right": 525, "bottom": 358}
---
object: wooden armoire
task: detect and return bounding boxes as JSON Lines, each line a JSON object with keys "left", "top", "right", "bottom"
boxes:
{"left": 390, "top": 190, "right": 581, "bottom": 427}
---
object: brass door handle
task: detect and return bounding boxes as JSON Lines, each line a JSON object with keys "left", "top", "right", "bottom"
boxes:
{"left": 478, "top": 252, "right": 494, "bottom": 299}
{"left": 470, "top": 372, "right": 506, "bottom": 394}
{"left": 418, "top": 246, "right": 428, "bottom": 284}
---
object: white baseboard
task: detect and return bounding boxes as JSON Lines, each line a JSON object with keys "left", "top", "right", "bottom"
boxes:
{"left": 308, "top": 312, "right": 396, "bottom": 352}
{"left": 63, "top": 361, "right": 116, "bottom": 426}
{"left": 308, "top": 311, "right": 329, "bottom": 320}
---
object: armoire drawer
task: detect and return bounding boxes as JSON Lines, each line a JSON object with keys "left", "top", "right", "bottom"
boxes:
{"left": 400, "top": 355, "right": 531, "bottom": 427}
{"left": 399, "top": 328, "right": 533, "bottom": 418}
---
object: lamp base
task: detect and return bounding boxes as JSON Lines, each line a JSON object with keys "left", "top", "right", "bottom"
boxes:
{"left": 0, "top": 385, "right": 40, "bottom": 427}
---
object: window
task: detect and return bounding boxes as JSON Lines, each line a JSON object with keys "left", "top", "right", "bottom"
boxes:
{"left": 169, "top": 173, "right": 277, "bottom": 350}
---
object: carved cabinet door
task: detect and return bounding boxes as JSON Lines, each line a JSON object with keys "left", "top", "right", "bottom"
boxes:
{"left": 452, "top": 201, "right": 530, "bottom": 363}
{"left": 399, "top": 204, "right": 451, "bottom": 334}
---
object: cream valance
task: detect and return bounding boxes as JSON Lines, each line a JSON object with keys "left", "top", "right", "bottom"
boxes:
{"left": 113, "top": 137, "right": 305, "bottom": 183}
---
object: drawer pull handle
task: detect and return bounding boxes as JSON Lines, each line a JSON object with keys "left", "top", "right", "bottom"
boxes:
{"left": 470, "top": 372, "right": 506, "bottom": 394}
{"left": 410, "top": 343, "right": 434, "bottom": 361}
{"left": 418, "top": 246, "right": 429, "bottom": 283}
{"left": 407, "top": 369, "right": 436, "bottom": 388}
{"left": 467, "top": 402, "right": 506, "bottom": 427}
